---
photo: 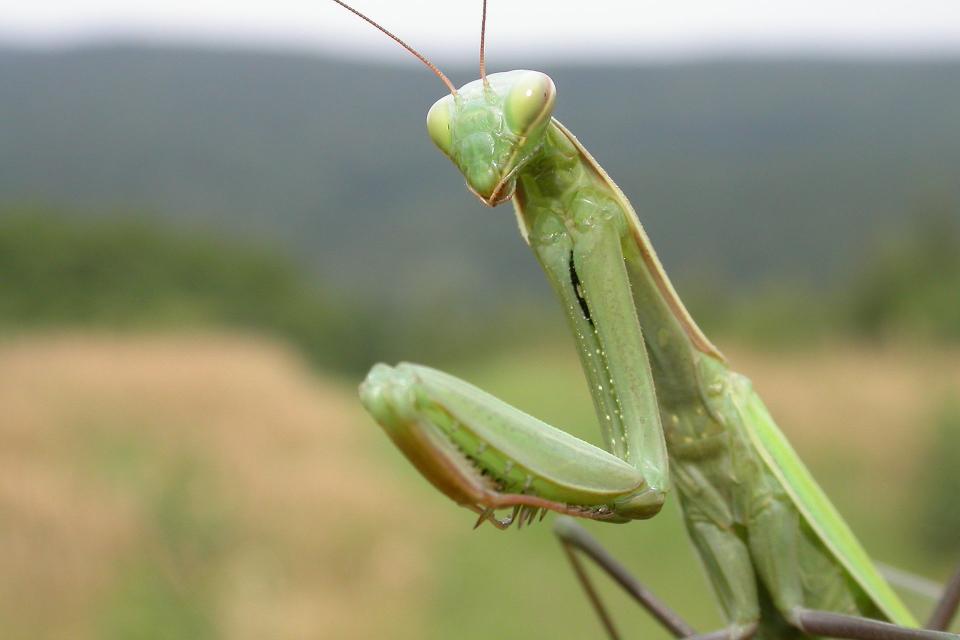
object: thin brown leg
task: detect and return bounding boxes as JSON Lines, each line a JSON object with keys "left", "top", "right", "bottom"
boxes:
{"left": 691, "top": 628, "right": 757, "bottom": 640}
{"left": 556, "top": 517, "right": 760, "bottom": 640}
{"left": 927, "top": 566, "right": 960, "bottom": 632}
{"left": 557, "top": 522, "right": 761, "bottom": 640}
{"left": 559, "top": 542, "right": 622, "bottom": 640}
{"left": 554, "top": 517, "right": 697, "bottom": 638}
{"left": 795, "top": 608, "right": 960, "bottom": 640}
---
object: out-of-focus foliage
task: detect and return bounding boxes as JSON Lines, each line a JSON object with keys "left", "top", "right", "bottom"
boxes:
{"left": 0, "top": 210, "right": 369, "bottom": 372}
{"left": 2, "top": 48, "right": 959, "bottom": 364}
{"left": 3, "top": 48, "right": 960, "bottom": 314}
{"left": 916, "top": 399, "right": 960, "bottom": 555}
{"left": 686, "top": 208, "right": 960, "bottom": 347}
{"left": 3, "top": 201, "right": 959, "bottom": 376}
{"left": 0, "top": 210, "right": 555, "bottom": 374}
{"left": 847, "top": 211, "right": 960, "bottom": 342}
{"left": 683, "top": 278, "right": 836, "bottom": 348}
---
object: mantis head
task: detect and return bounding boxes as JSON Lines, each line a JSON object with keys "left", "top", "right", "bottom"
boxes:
{"left": 330, "top": 1, "right": 553, "bottom": 207}
{"left": 426, "top": 71, "right": 556, "bottom": 206}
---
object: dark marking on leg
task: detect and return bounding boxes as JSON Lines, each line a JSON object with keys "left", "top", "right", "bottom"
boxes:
{"left": 569, "top": 252, "right": 594, "bottom": 328}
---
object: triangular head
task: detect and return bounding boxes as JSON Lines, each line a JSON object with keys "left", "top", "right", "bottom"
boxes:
{"left": 426, "top": 71, "right": 556, "bottom": 206}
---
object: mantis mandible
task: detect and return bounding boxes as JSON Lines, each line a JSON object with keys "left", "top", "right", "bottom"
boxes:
{"left": 332, "top": 2, "right": 960, "bottom": 638}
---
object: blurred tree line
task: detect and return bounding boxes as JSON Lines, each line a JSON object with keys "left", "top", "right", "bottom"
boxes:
{"left": 687, "top": 206, "right": 960, "bottom": 348}
{"left": 847, "top": 212, "right": 960, "bottom": 342}
{"left": 0, "top": 211, "right": 365, "bottom": 371}
{"left": 916, "top": 399, "right": 960, "bottom": 556}
{"left": 0, "top": 210, "right": 541, "bottom": 375}
{"left": 0, "top": 205, "right": 958, "bottom": 375}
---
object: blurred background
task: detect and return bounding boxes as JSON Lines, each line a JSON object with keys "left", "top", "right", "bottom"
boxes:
{"left": 1, "top": 1, "right": 959, "bottom": 638}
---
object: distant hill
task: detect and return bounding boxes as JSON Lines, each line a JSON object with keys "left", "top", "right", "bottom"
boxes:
{"left": 1, "top": 46, "right": 959, "bottom": 312}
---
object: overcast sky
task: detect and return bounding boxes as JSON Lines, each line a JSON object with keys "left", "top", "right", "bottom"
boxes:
{"left": 3, "top": 1, "right": 960, "bottom": 63}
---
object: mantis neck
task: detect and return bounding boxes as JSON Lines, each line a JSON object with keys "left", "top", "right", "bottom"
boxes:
{"left": 514, "top": 120, "right": 723, "bottom": 433}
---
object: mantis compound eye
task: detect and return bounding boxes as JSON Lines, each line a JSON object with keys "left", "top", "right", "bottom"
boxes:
{"left": 426, "top": 95, "right": 455, "bottom": 157}
{"left": 504, "top": 72, "right": 556, "bottom": 137}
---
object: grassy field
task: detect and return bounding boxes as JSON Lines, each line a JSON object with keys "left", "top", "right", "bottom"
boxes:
{"left": 0, "top": 334, "right": 441, "bottom": 640}
{"left": 0, "top": 333, "right": 957, "bottom": 639}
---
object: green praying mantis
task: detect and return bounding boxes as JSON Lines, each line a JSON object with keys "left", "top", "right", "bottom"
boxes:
{"left": 332, "top": 2, "right": 960, "bottom": 638}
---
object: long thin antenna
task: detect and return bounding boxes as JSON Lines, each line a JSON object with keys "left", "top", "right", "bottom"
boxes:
{"left": 479, "top": 0, "right": 489, "bottom": 87}
{"left": 330, "top": 0, "right": 457, "bottom": 95}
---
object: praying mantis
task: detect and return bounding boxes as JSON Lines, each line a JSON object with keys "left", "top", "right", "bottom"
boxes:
{"left": 332, "top": 2, "right": 960, "bottom": 638}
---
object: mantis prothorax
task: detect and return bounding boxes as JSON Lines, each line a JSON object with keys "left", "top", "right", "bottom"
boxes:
{"left": 333, "top": 2, "right": 960, "bottom": 638}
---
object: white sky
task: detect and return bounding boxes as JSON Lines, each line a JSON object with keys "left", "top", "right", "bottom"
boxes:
{"left": 2, "top": 1, "right": 960, "bottom": 63}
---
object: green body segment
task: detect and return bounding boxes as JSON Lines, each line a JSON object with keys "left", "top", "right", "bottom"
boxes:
{"left": 510, "top": 104, "right": 916, "bottom": 634}
{"left": 521, "top": 114, "right": 916, "bottom": 635}
{"left": 361, "top": 69, "right": 921, "bottom": 636}
{"left": 727, "top": 360, "right": 916, "bottom": 626}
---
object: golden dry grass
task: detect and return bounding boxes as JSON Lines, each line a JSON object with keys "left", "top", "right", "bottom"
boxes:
{"left": 730, "top": 343, "right": 960, "bottom": 474}
{"left": 0, "top": 333, "right": 956, "bottom": 639}
{"left": 0, "top": 333, "right": 441, "bottom": 640}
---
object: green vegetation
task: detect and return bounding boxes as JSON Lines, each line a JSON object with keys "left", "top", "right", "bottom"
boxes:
{"left": 2, "top": 48, "right": 959, "bottom": 316}
{"left": 0, "top": 211, "right": 561, "bottom": 374}
{"left": 2, "top": 48, "right": 960, "bottom": 366}
{"left": 0, "top": 211, "right": 369, "bottom": 372}
{"left": 95, "top": 452, "right": 228, "bottom": 640}
{"left": 2, "top": 207, "right": 959, "bottom": 378}
{"left": 916, "top": 399, "right": 960, "bottom": 556}
{"left": 684, "top": 210, "right": 960, "bottom": 347}
{"left": 847, "top": 212, "right": 960, "bottom": 343}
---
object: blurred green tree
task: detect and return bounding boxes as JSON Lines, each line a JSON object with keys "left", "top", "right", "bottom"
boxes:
{"left": 0, "top": 210, "right": 369, "bottom": 372}
{"left": 916, "top": 399, "right": 960, "bottom": 556}
{"left": 847, "top": 205, "right": 960, "bottom": 342}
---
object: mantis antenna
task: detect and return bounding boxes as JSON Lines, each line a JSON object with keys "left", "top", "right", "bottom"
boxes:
{"left": 479, "top": 0, "right": 490, "bottom": 88}
{"left": 330, "top": 0, "right": 458, "bottom": 95}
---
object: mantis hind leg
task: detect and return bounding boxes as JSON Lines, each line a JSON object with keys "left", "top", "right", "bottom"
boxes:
{"left": 793, "top": 608, "right": 960, "bottom": 639}
{"left": 766, "top": 567, "right": 960, "bottom": 640}
{"left": 553, "top": 519, "right": 960, "bottom": 640}
{"left": 553, "top": 517, "right": 758, "bottom": 640}
{"left": 744, "top": 488, "right": 960, "bottom": 638}
{"left": 927, "top": 566, "right": 960, "bottom": 632}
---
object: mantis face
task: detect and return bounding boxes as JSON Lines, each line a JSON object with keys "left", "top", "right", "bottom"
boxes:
{"left": 426, "top": 70, "right": 556, "bottom": 206}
